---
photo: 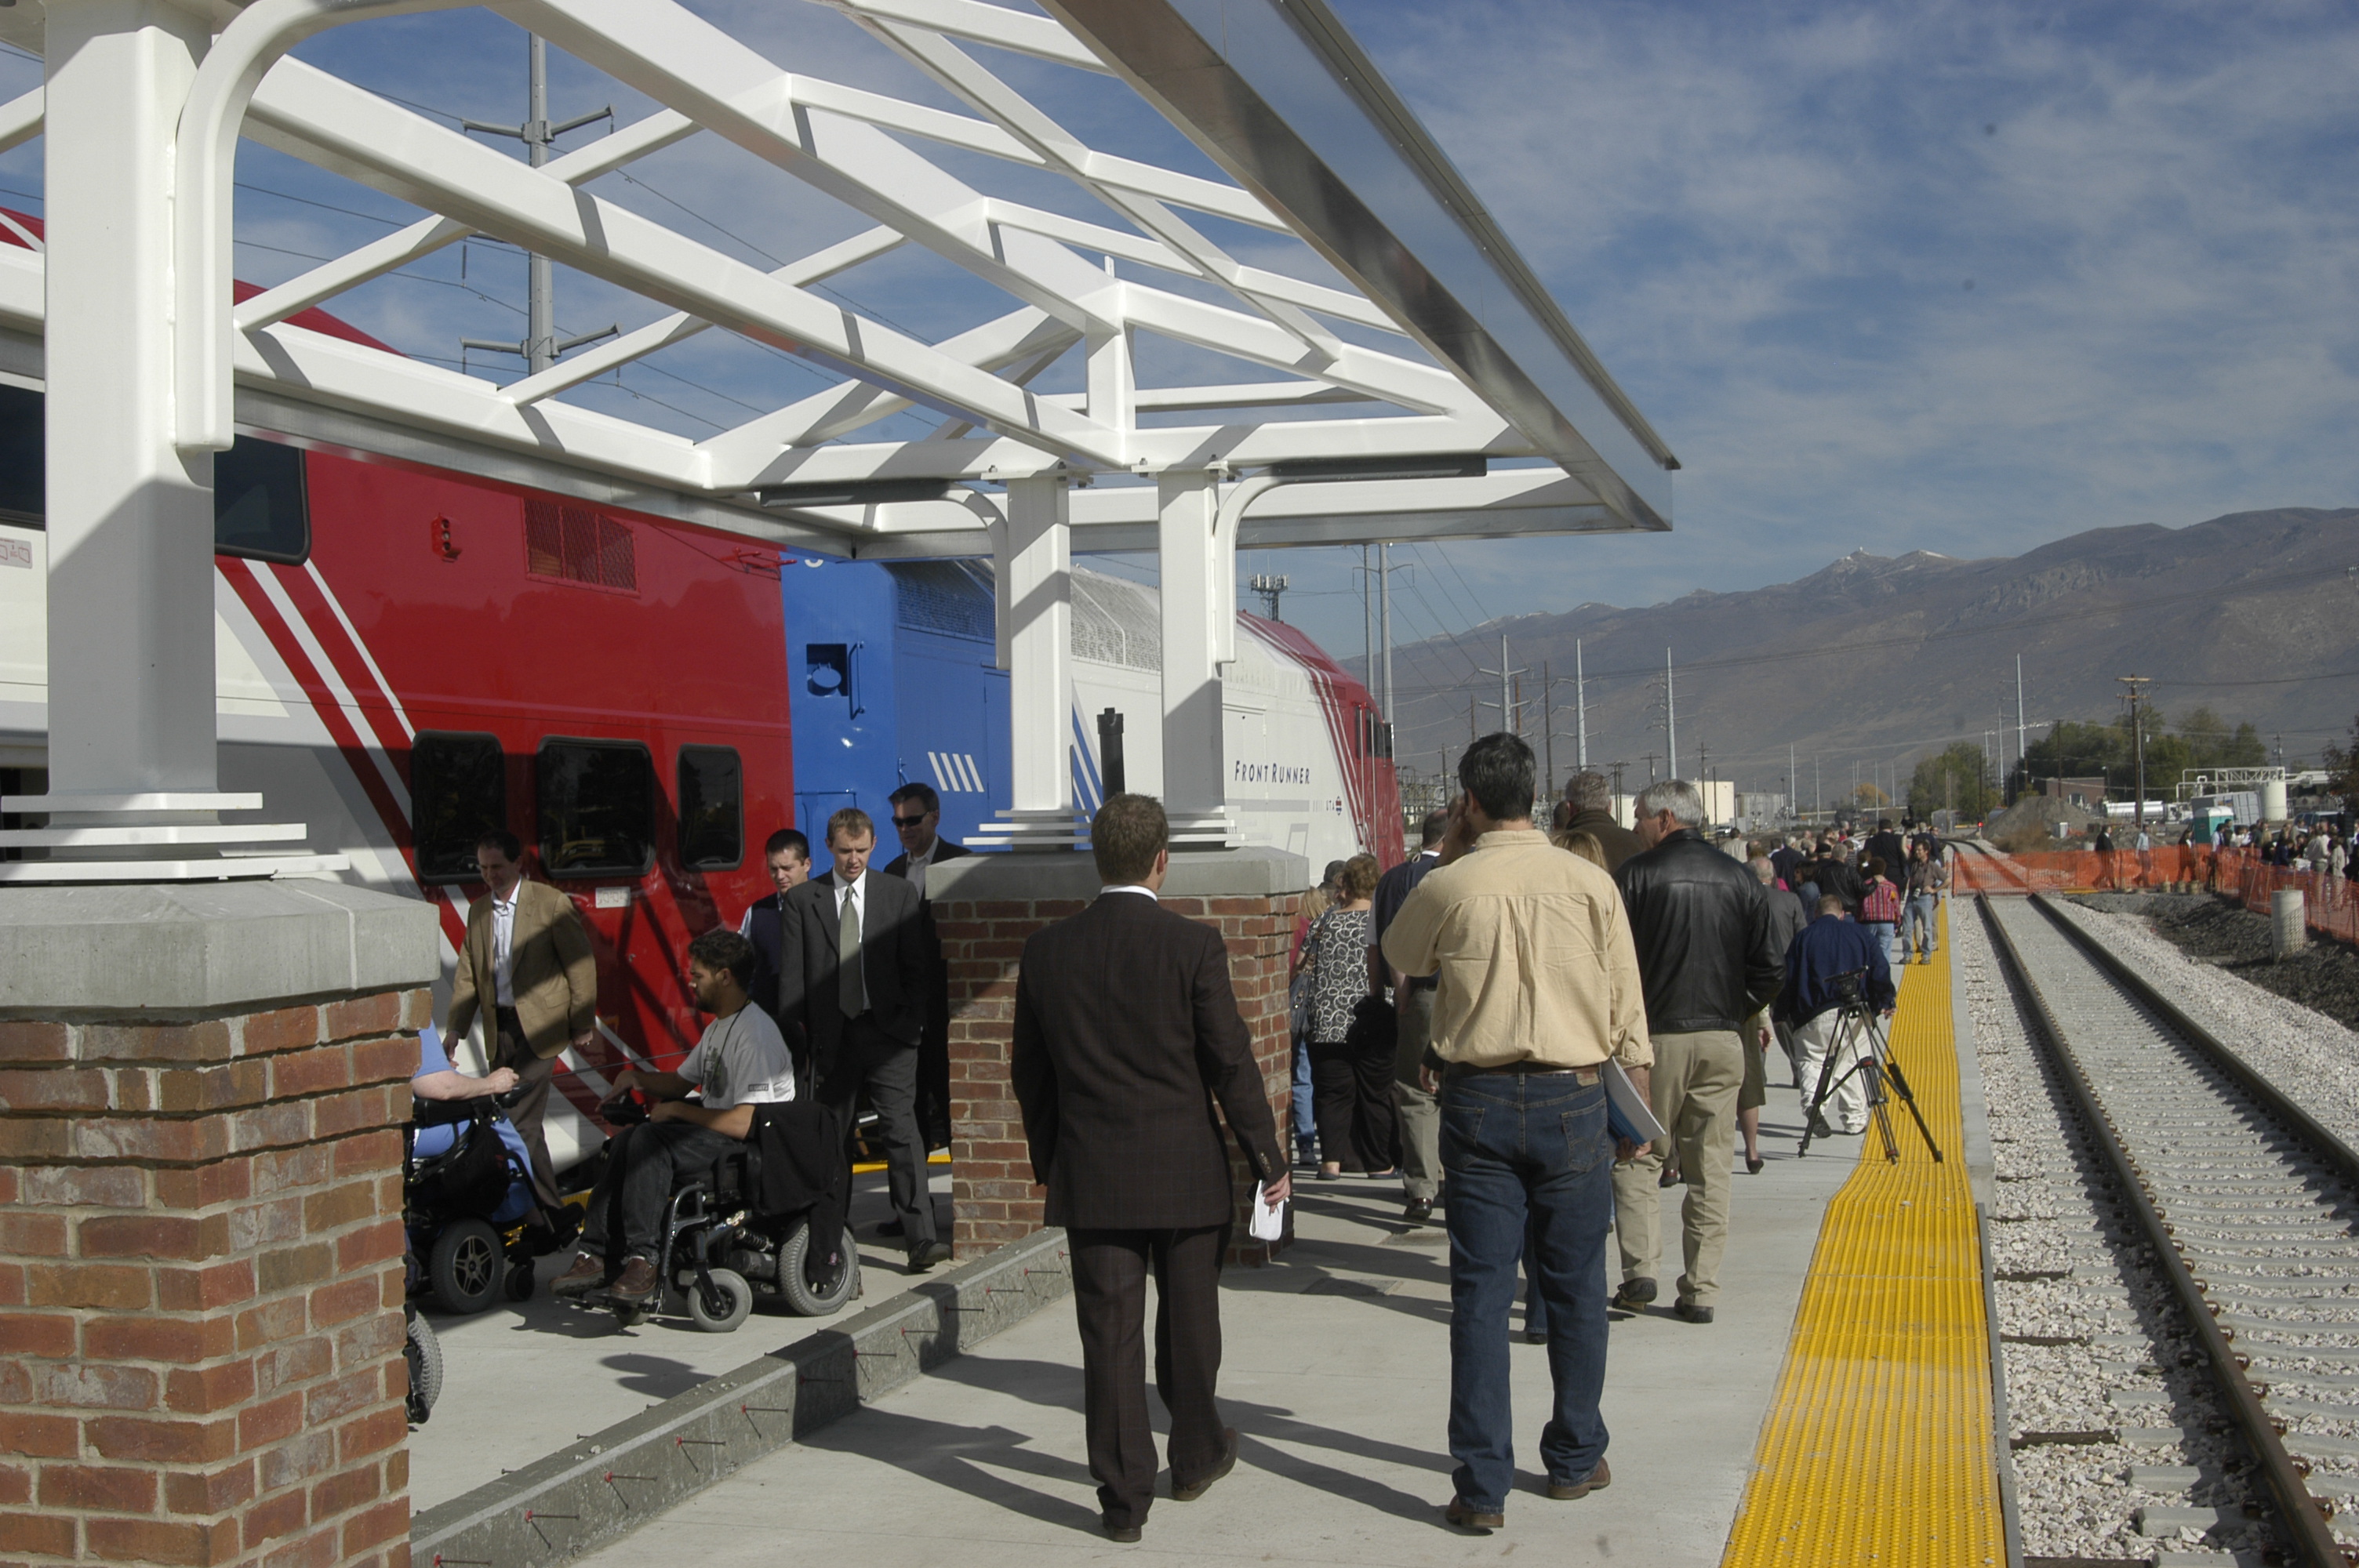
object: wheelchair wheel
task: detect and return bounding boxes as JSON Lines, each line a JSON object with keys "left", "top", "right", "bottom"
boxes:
{"left": 505, "top": 1261, "right": 536, "bottom": 1302}
{"left": 427, "top": 1219, "right": 502, "bottom": 1316}
{"left": 686, "top": 1268, "right": 753, "bottom": 1334}
{"left": 403, "top": 1308, "right": 442, "bottom": 1425}
{"left": 778, "top": 1219, "right": 860, "bottom": 1317}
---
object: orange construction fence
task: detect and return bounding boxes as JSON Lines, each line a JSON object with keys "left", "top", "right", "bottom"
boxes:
{"left": 1951, "top": 846, "right": 2357, "bottom": 946}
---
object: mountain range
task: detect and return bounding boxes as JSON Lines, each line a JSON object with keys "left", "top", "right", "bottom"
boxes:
{"left": 1379, "top": 506, "right": 2359, "bottom": 803}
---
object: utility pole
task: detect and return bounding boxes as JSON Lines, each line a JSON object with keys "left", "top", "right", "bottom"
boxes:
{"left": 1477, "top": 637, "right": 1525, "bottom": 738}
{"left": 1360, "top": 546, "right": 1374, "bottom": 695}
{"left": 1788, "top": 742, "right": 1797, "bottom": 826}
{"left": 1379, "top": 544, "right": 1394, "bottom": 726}
{"left": 1814, "top": 756, "right": 1822, "bottom": 822}
{"left": 1664, "top": 648, "right": 1677, "bottom": 778}
{"left": 1611, "top": 760, "right": 1628, "bottom": 815}
{"left": 1575, "top": 638, "right": 1587, "bottom": 768}
{"left": 1642, "top": 750, "right": 1661, "bottom": 782}
{"left": 2016, "top": 655, "right": 2026, "bottom": 779}
{"left": 2118, "top": 676, "right": 2151, "bottom": 829}
{"left": 1247, "top": 574, "right": 1289, "bottom": 620}
{"left": 460, "top": 36, "right": 616, "bottom": 373}
{"left": 1540, "top": 659, "right": 1554, "bottom": 797}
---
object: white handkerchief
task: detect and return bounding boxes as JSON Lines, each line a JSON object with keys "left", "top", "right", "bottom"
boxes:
{"left": 1249, "top": 1182, "right": 1285, "bottom": 1242}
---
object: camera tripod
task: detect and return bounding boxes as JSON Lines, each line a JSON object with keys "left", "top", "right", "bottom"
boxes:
{"left": 1795, "top": 989, "right": 1943, "bottom": 1165}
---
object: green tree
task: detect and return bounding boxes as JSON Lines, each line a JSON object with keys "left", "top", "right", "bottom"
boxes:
{"left": 1909, "top": 742, "right": 1999, "bottom": 823}
{"left": 2324, "top": 712, "right": 2359, "bottom": 805}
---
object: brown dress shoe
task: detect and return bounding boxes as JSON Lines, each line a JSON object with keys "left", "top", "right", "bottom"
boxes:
{"left": 1445, "top": 1497, "right": 1503, "bottom": 1532}
{"left": 609, "top": 1255, "right": 660, "bottom": 1301}
{"left": 1547, "top": 1457, "right": 1611, "bottom": 1500}
{"left": 551, "top": 1253, "right": 605, "bottom": 1295}
{"left": 1171, "top": 1428, "right": 1237, "bottom": 1501}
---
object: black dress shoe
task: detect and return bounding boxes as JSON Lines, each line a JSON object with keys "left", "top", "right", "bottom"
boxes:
{"left": 909, "top": 1240, "right": 953, "bottom": 1272}
{"left": 1444, "top": 1497, "right": 1503, "bottom": 1532}
{"left": 1101, "top": 1517, "right": 1143, "bottom": 1544}
{"left": 1674, "top": 1299, "right": 1714, "bottom": 1324}
{"left": 1403, "top": 1198, "right": 1435, "bottom": 1223}
{"left": 1609, "top": 1276, "right": 1656, "bottom": 1310}
{"left": 876, "top": 1218, "right": 905, "bottom": 1238}
{"left": 1171, "top": 1428, "right": 1237, "bottom": 1501}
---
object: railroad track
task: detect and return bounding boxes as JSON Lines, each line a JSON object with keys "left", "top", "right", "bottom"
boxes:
{"left": 1983, "top": 892, "right": 2359, "bottom": 1566}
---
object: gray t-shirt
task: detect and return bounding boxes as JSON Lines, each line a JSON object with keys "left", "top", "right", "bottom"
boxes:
{"left": 677, "top": 1007, "right": 796, "bottom": 1110}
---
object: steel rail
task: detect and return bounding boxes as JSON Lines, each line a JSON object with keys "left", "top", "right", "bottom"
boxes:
{"left": 1979, "top": 894, "right": 2346, "bottom": 1568}
{"left": 2026, "top": 892, "right": 2359, "bottom": 1194}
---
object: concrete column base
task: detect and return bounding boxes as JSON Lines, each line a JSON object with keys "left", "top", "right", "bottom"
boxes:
{"left": 0, "top": 881, "right": 437, "bottom": 1568}
{"left": 931, "top": 848, "right": 1307, "bottom": 1266}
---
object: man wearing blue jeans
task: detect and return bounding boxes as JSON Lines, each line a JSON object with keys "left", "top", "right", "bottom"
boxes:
{"left": 1384, "top": 732, "right": 1652, "bottom": 1533}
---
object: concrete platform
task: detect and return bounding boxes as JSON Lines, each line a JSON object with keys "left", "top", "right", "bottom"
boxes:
{"left": 551, "top": 1084, "right": 1856, "bottom": 1568}
{"left": 412, "top": 1162, "right": 955, "bottom": 1512}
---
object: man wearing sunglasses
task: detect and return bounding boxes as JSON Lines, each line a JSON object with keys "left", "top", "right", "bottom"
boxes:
{"left": 882, "top": 783, "right": 971, "bottom": 1161}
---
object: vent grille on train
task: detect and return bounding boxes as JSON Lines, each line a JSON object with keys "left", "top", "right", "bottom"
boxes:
{"left": 889, "top": 561, "right": 994, "bottom": 641}
{"left": 525, "top": 500, "right": 638, "bottom": 593}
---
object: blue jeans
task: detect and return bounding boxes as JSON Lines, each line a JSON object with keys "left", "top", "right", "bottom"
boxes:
{"left": 1905, "top": 895, "right": 1938, "bottom": 956}
{"left": 1291, "top": 1036, "right": 1317, "bottom": 1154}
{"left": 1441, "top": 1069, "right": 1613, "bottom": 1512}
{"left": 1863, "top": 921, "right": 1896, "bottom": 964}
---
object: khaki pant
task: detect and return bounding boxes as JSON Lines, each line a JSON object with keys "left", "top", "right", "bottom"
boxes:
{"left": 1611, "top": 1029, "right": 1743, "bottom": 1307}
{"left": 1391, "top": 986, "right": 1441, "bottom": 1202}
{"left": 1795, "top": 1011, "right": 1869, "bottom": 1134}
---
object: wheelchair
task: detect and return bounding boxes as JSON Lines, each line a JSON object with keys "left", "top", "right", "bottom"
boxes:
{"left": 404, "top": 1095, "right": 581, "bottom": 1316}
{"left": 576, "top": 1097, "right": 860, "bottom": 1334}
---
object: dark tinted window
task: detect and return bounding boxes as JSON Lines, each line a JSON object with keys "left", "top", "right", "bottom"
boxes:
{"left": 411, "top": 732, "right": 506, "bottom": 884}
{"left": 0, "top": 397, "right": 307, "bottom": 554}
{"left": 538, "top": 739, "right": 653, "bottom": 877}
{"left": 0, "top": 384, "right": 39, "bottom": 525}
{"left": 676, "top": 746, "right": 742, "bottom": 870}
{"left": 213, "top": 437, "right": 309, "bottom": 563}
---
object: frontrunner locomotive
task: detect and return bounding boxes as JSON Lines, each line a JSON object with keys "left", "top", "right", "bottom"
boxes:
{"left": 0, "top": 220, "right": 1400, "bottom": 1171}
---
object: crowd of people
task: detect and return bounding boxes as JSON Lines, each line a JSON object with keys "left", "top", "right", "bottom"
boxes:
{"left": 423, "top": 782, "right": 977, "bottom": 1314}
{"left": 413, "top": 752, "right": 1955, "bottom": 1539}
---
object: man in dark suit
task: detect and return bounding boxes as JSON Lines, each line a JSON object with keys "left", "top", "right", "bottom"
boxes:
{"left": 737, "top": 827, "right": 810, "bottom": 1077}
{"left": 780, "top": 808, "right": 943, "bottom": 1269}
{"left": 881, "top": 782, "right": 969, "bottom": 1156}
{"left": 1011, "top": 794, "right": 1289, "bottom": 1543}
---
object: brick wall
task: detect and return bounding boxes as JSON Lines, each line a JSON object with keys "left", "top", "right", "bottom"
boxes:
{"left": 0, "top": 988, "right": 425, "bottom": 1568}
{"left": 942, "top": 890, "right": 1300, "bottom": 1265}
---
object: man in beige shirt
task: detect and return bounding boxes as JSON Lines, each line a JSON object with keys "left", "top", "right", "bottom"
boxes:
{"left": 1383, "top": 732, "right": 1651, "bottom": 1534}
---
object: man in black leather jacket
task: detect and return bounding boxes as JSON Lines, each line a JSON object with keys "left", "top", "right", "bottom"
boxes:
{"left": 1608, "top": 781, "right": 1782, "bottom": 1324}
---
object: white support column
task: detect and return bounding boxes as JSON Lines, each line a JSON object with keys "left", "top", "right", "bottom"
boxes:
{"left": 45, "top": 2, "right": 213, "bottom": 800}
{"left": 0, "top": 2, "right": 342, "bottom": 882}
{"left": 974, "top": 473, "right": 1084, "bottom": 851}
{"left": 1157, "top": 469, "right": 1230, "bottom": 848}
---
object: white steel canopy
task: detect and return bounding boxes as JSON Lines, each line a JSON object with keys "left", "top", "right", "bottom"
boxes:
{"left": 0, "top": 0, "right": 1674, "bottom": 874}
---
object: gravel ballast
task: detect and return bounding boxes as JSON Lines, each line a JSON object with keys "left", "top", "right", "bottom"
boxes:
{"left": 1959, "top": 900, "right": 2270, "bottom": 1562}
{"left": 2054, "top": 895, "right": 2359, "bottom": 1152}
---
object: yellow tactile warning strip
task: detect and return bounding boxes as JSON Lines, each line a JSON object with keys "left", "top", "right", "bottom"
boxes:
{"left": 1721, "top": 910, "right": 2006, "bottom": 1567}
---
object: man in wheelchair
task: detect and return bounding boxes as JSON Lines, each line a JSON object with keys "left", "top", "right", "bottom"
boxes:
{"left": 552, "top": 929, "right": 795, "bottom": 1305}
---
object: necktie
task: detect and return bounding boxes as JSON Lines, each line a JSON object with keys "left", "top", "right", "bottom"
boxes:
{"left": 838, "top": 887, "right": 866, "bottom": 1017}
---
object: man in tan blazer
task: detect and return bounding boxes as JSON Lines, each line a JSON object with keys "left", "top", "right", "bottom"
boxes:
{"left": 444, "top": 829, "right": 599, "bottom": 1210}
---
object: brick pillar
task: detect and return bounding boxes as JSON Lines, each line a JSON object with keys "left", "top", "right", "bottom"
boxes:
{"left": 934, "top": 851, "right": 1307, "bottom": 1265}
{"left": 0, "top": 883, "right": 437, "bottom": 1568}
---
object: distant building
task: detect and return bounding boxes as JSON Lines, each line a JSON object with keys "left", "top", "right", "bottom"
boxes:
{"left": 2041, "top": 776, "right": 2108, "bottom": 809}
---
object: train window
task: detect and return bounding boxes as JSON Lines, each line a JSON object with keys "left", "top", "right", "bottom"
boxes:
{"left": 675, "top": 746, "right": 742, "bottom": 870}
{"left": 410, "top": 732, "right": 506, "bottom": 884}
{"left": 0, "top": 383, "right": 40, "bottom": 526}
{"left": 214, "top": 437, "right": 309, "bottom": 563}
{"left": 537, "top": 738, "right": 654, "bottom": 877}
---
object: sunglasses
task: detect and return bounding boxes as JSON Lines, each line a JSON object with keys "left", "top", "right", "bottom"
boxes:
{"left": 891, "top": 814, "right": 928, "bottom": 828}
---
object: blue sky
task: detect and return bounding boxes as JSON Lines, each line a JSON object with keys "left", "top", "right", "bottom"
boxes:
{"left": 3, "top": 1, "right": 2354, "bottom": 670}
